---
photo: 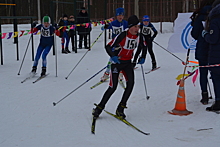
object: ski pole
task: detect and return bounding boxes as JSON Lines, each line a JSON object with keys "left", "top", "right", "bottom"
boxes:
{"left": 207, "top": 80, "right": 213, "bottom": 99}
{"left": 208, "top": 70, "right": 213, "bottom": 99}
{"left": 140, "top": 64, "right": 150, "bottom": 99}
{"left": 153, "top": 41, "right": 185, "bottom": 63}
{"left": 65, "top": 31, "right": 104, "bottom": 79}
{"left": 17, "top": 35, "right": 32, "bottom": 75}
{"left": 53, "top": 64, "right": 110, "bottom": 106}
{"left": 54, "top": 34, "right": 58, "bottom": 77}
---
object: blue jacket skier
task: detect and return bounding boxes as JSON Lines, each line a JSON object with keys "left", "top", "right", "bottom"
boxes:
{"left": 31, "top": 16, "right": 56, "bottom": 76}
{"left": 138, "top": 15, "right": 158, "bottom": 70}
{"left": 100, "top": 7, "right": 128, "bottom": 82}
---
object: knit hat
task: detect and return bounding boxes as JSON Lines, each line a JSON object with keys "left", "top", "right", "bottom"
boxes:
{"left": 128, "top": 15, "right": 139, "bottom": 28}
{"left": 213, "top": 0, "right": 220, "bottom": 7}
{"left": 42, "top": 16, "right": 51, "bottom": 23}
{"left": 63, "top": 14, "right": 68, "bottom": 18}
{"left": 116, "top": 7, "right": 125, "bottom": 16}
{"left": 81, "top": 7, "right": 86, "bottom": 10}
{"left": 142, "top": 15, "right": 150, "bottom": 21}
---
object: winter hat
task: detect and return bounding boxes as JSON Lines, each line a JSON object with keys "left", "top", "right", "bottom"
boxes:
{"left": 63, "top": 14, "right": 68, "bottom": 18}
{"left": 212, "top": 0, "right": 220, "bottom": 7}
{"left": 115, "top": 7, "right": 125, "bottom": 16}
{"left": 81, "top": 7, "right": 86, "bottom": 10}
{"left": 128, "top": 15, "right": 139, "bottom": 28}
{"left": 42, "top": 16, "right": 51, "bottom": 23}
{"left": 142, "top": 15, "right": 150, "bottom": 21}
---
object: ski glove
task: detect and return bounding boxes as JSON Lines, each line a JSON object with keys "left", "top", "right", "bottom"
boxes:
{"left": 101, "top": 26, "right": 105, "bottom": 31}
{"left": 111, "top": 56, "right": 120, "bottom": 64}
{"left": 101, "top": 24, "right": 110, "bottom": 31}
{"left": 202, "top": 30, "right": 208, "bottom": 38}
{"left": 137, "top": 58, "right": 145, "bottom": 64}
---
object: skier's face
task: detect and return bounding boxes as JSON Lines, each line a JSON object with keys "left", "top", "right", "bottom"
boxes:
{"left": 117, "top": 15, "right": 124, "bottom": 22}
{"left": 143, "top": 21, "right": 149, "bottom": 26}
{"left": 82, "top": 10, "right": 86, "bottom": 13}
{"left": 43, "top": 22, "right": 50, "bottom": 27}
{"left": 129, "top": 25, "right": 140, "bottom": 35}
{"left": 63, "top": 17, "right": 68, "bottom": 21}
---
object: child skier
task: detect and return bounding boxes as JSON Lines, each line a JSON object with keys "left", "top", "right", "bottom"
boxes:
{"left": 31, "top": 16, "right": 56, "bottom": 76}
{"left": 93, "top": 15, "right": 147, "bottom": 119}
{"left": 58, "top": 14, "right": 71, "bottom": 54}
{"left": 100, "top": 7, "right": 128, "bottom": 82}
{"left": 138, "top": 15, "right": 158, "bottom": 70}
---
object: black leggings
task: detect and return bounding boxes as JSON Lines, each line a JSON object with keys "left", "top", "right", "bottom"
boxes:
{"left": 146, "top": 39, "right": 156, "bottom": 62}
{"left": 78, "top": 34, "right": 88, "bottom": 47}
{"left": 99, "top": 62, "right": 134, "bottom": 107}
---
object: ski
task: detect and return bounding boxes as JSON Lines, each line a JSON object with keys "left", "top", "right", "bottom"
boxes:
{"left": 91, "top": 116, "right": 98, "bottom": 134}
{"left": 32, "top": 73, "right": 49, "bottom": 83}
{"left": 145, "top": 66, "right": 160, "bottom": 74}
{"left": 118, "top": 80, "right": 126, "bottom": 89}
{"left": 104, "top": 110, "right": 150, "bottom": 135}
{"left": 21, "top": 72, "right": 37, "bottom": 83}
{"left": 90, "top": 78, "right": 109, "bottom": 89}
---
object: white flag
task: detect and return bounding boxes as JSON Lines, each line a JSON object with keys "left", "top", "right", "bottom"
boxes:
{"left": 167, "top": 13, "right": 196, "bottom": 53}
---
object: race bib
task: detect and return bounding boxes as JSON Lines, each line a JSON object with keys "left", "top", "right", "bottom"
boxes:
{"left": 41, "top": 27, "right": 50, "bottom": 37}
{"left": 124, "top": 37, "right": 138, "bottom": 50}
{"left": 142, "top": 26, "right": 152, "bottom": 36}
{"left": 112, "top": 26, "right": 124, "bottom": 35}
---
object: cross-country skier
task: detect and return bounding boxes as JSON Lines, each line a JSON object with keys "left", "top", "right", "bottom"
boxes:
{"left": 93, "top": 15, "right": 147, "bottom": 119}
{"left": 100, "top": 7, "right": 128, "bottom": 82}
{"left": 31, "top": 16, "right": 57, "bottom": 76}
{"left": 138, "top": 15, "right": 158, "bottom": 70}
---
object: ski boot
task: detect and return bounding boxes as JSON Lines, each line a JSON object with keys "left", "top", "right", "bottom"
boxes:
{"left": 116, "top": 103, "right": 127, "bottom": 119}
{"left": 101, "top": 72, "right": 109, "bottom": 82}
{"left": 206, "top": 101, "right": 220, "bottom": 111}
{"left": 200, "top": 92, "right": 209, "bottom": 105}
{"left": 65, "top": 47, "right": 71, "bottom": 53}
{"left": 92, "top": 104, "right": 104, "bottom": 118}
{"left": 62, "top": 48, "right": 68, "bottom": 54}
{"left": 41, "top": 67, "right": 46, "bottom": 76}
{"left": 31, "top": 66, "right": 37, "bottom": 73}
{"left": 152, "top": 61, "right": 157, "bottom": 70}
{"left": 118, "top": 71, "right": 124, "bottom": 81}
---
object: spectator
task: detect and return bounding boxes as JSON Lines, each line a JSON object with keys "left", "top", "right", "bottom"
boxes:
{"left": 203, "top": 0, "right": 220, "bottom": 111}
{"left": 69, "top": 15, "right": 76, "bottom": 51}
{"left": 191, "top": 0, "right": 214, "bottom": 104}
{"left": 58, "top": 14, "right": 71, "bottom": 54}
{"left": 77, "top": 7, "right": 91, "bottom": 49}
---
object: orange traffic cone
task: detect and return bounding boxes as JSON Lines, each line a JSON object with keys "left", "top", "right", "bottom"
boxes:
{"left": 168, "top": 79, "right": 193, "bottom": 116}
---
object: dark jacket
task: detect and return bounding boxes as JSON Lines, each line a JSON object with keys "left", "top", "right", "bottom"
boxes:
{"left": 69, "top": 20, "right": 76, "bottom": 36}
{"left": 191, "top": 5, "right": 212, "bottom": 61}
{"left": 204, "top": 4, "right": 220, "bottom": 64}
{"left": 77, "top": 11, "right": 91, "bottom": 35}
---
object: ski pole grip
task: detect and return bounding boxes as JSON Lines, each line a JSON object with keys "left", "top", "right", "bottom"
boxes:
{"left": 187, "top": 48, "right": 190, "bottom": 56}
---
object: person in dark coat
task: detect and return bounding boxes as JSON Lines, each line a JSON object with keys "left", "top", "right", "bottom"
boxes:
{"left": 77, "top": 7, "right": 91, "bottom": 49}
{"left": 203, "top": 0, "right": 220, "bottom": 111}
{"left": 69, "top": 15, "right": 76, "bottom": 51}
{"left": 191, "top": 0, "right": 215, "bottom": 105}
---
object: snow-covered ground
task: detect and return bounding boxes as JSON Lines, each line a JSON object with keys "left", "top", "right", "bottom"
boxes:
{"left": 0, "top": 23, "right": 219, "bottom": 147}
